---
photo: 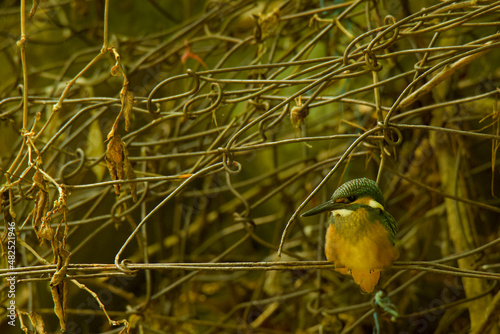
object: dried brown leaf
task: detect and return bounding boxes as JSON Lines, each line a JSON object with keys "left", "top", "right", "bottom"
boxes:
{"left": 38, "top": 218, "right": 53, "bottom": 242}
{"left": 50, "top": 248, "right": 70, "bottom": 332}
{"left": 28, "top": 312, "right": 47, "bottom": 334}
{"left": 105, "top": 135, "right": 137, "bottom": 200}
{"left": 105, "top": 136, "right": 125, "bottom": 196}
{"left": 32, "top": 187, "right": 49, "bottom": 239}
{"left": 51, "top": 248, "right": 70, "bottom": 286}
{"left": 123, "top": 146, "right": 137, "bottom": 202}
{"left": 120, "top": 84, "right": 134, "bottom": 132}
{"left": 54, "top": 222, "right": 66, "bottom": 244}
{"left": 50, "top": 280, "right": 67, "bottom": 332}
{"left": 33, "top": 170, "right": 47, "bottom": 191}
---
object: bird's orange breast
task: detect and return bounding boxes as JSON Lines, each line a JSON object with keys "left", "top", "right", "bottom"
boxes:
{"left": 325, "top": 211, "right": 399, "bottom": 293}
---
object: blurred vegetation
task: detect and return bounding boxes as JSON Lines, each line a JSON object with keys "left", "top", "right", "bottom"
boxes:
{"left": 1, "top": 0, "right": 500, "bottom": 333}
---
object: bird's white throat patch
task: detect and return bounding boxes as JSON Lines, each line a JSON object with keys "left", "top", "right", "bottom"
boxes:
{"left": 331, "top": 209, "right": 353, "bottom": 217}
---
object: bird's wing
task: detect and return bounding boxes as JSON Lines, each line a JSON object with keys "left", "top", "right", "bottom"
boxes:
{"left": 381, "top": 211, "right": 398, "bottom": 244}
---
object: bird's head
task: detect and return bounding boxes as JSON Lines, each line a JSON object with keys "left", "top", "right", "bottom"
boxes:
{"left": 301, "top": 178, "right": 385, "bottom": 217}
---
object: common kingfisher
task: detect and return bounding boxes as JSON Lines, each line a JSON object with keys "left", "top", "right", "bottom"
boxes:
{"left": 302, "top": 178, "right": 398, "bottom": 293}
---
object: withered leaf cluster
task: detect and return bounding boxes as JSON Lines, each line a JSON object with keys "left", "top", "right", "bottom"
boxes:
{"left": 50, "top": 247, "right": 70, "bottom": 332}
{"left": 24, "top": 169, "right": 71, "bottom": 332}
{"left": 30, "top": 171, "right": 50, "bottom": 243}
{"left": 105, "top": 135, "right": 137, "bottom": 202}
{"left": 104, "top": 53, "right": 137, "bottom": 202}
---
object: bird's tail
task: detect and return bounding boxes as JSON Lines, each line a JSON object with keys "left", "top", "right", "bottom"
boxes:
{"left": 351, "top": 269, "right": 381, "bottom": 293}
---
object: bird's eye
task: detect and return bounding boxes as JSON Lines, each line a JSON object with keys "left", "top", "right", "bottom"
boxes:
{"left": 347, "top": 195, "right": 357, "bottom": 202}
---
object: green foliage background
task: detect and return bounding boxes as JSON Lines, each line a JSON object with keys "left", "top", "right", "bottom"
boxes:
{"left": 1, "top": 1, "right": 500, "bottom": 333}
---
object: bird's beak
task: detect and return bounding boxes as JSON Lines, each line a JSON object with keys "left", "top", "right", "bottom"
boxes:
{"left": 301, "top": 200, "right": 345, "bottom": 217}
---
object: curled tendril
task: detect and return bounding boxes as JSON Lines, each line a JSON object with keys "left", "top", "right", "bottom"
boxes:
{"left": 116, "top": 259, "right": 137, "bottom": 274}
{"left": 364, "top": 50, "right": 383, "bottom": 71}
{"left": 365, "top": 15, "right": 399, "bottom": 59}
{"left": 59, "top": 148, "right": 86, "bottom": 181}
{"left": 384, "top": 15, "right": 396, "bottom": 25}
{"left": 225, "top": 160, "right": 241, "bottom": 175}
{"left": 183, "top": 82, "right": 223, "bottom": 119}
{"left": 378, "top": 123, "right": 403, "bottom": 146}
{"left": 220, "top": 147, "right": 241, "bottom": 174}
{"left": 146, "top": 69, "right": 200, "bottom": 115}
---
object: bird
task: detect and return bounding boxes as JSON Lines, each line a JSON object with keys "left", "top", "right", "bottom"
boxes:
{"left": 301, "top": 178, "right": 399, "bottom": 293}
